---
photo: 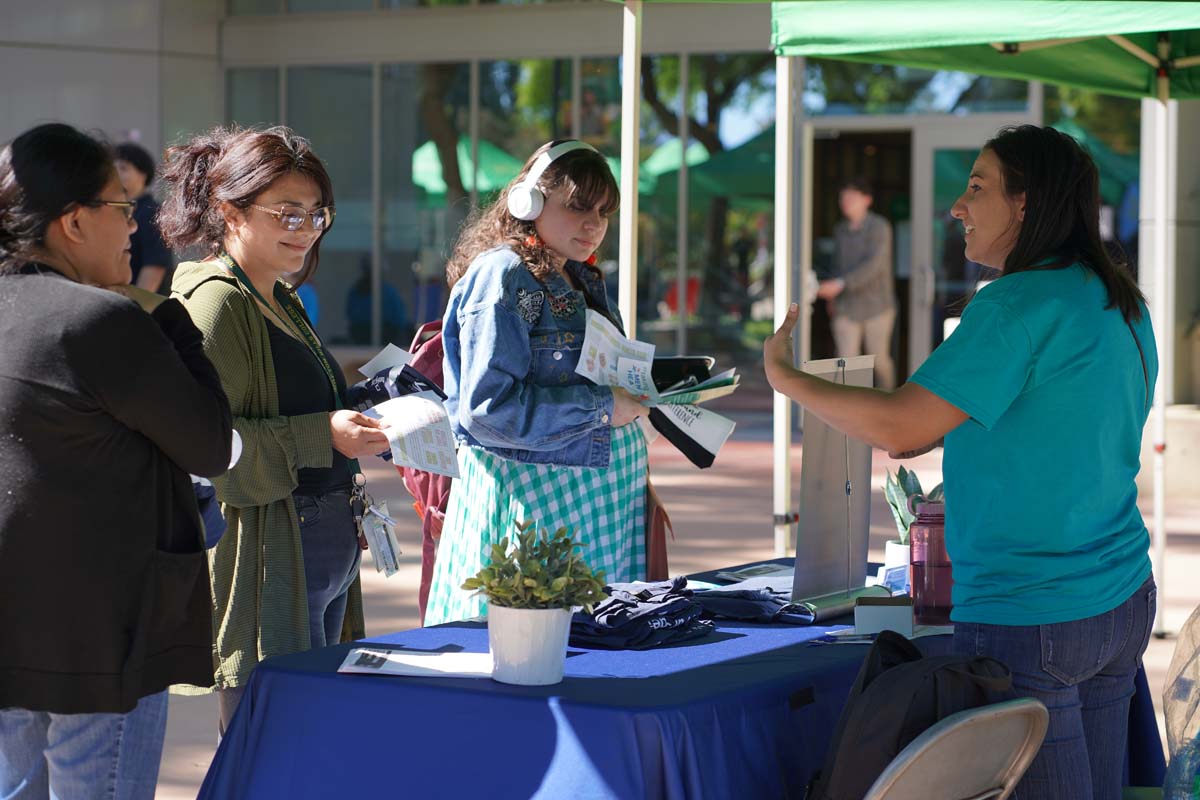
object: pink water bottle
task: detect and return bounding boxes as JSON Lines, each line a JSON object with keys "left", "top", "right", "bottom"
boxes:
{"left": 909, "top": 501, "right": 952, "bottom": 625}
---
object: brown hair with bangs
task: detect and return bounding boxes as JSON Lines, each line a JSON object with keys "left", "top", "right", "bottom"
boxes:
{"left": 157, "top": 125, "right": 334, "bottom": 291}
{"left": 445, "top": 139, "right": 619, "bottom": 288}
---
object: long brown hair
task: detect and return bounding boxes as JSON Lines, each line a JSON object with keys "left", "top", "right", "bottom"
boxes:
{"left": 986, "top": 124, "right": 1145, "bottom": 323}
{"left": 445, "top": 140, "right": 619, "bottom": 289}
{"left": 157, "top": 125, "right": 334, "bottom": 291}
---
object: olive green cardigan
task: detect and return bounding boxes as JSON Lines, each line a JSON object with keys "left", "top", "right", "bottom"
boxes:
{"left": 173, "top": 260, "right": 365, "bottom": 691}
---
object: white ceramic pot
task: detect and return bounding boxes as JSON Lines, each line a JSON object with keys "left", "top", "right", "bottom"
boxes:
{"left": 884, "top": 540, "right": 910, "bottom": 569}
{"left": 487, "top": 605, "right": 573, "bottom": 686}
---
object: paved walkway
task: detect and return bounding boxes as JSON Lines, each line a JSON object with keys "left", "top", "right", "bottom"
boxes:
{"left": 153, "top": 397, "right": 1198, "bottom": 797}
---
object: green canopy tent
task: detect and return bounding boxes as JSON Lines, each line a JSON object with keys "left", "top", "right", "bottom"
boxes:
{"left": 612, "top": 0, "right": 1200, "bottom": 610}
{"left": 411, "top": 136, "right": 526, "bottom": 205}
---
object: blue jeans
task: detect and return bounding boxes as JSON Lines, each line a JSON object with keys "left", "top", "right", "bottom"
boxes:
{"left": 294, "top": 491, "right": 361, "bottom": 649}
{"left": 0, "top": 691, "right": 168, "bottom": 800}
{"left": 953, "top": 577, "right": 1156, "bottom": 800}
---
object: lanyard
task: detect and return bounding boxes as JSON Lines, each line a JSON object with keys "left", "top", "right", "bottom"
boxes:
{"left": 218, "top": 253, "right": 362, "bottom": 478}
{"left": 218, "top": 253, "right": 341, "bottom": 403}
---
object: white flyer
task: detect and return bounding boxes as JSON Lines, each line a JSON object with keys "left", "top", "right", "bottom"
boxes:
{"left": 338, "top": 647, "right": 493, "bottom": 678}
{"left": 358, "top": 343, "right": 413, "bottom": 378}
{"left": 576, "top": 310, "right": 655, "bottom": 387}
{"left": 369, "top": 393, "right": 460, "bottom": 479}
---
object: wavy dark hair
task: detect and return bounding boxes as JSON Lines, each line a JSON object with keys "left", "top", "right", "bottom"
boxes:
{"left": 0, "top": 123, "right": 114, "bottom": 274}
{"left": 985, "top": 124, "right": 1145, "bottom": 323}
{"left": 445, "top": 140, "right": 619, "bottom": 289}
{"left": 157, "top": 125, "right": 333, "bottom": 290}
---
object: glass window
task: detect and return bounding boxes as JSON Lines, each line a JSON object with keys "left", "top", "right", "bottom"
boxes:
{"left": 229, "top": 0, "right": 282, "bottom": 14}
{"left": 286, "top": 66, "right": 373, "bottom": 346}
{"left": 380, "top": 62, "right": 470, "bottom": 336}
{"left": 633, "top": 53, "right": 776, "bottom": 362}
{"left": 804, "top": 60, "right": 1028, "bottom": 116}
{"left": 287, "top": 0, "right": 373, "bottom": 10}
{"left": 226, "top": 68, "right": 280, "bottom": 128}
{"left": 381, "top": 0, "right": 470, "bottom": 7}
{"left": 479, "top": 58, "right": 573, "bottom": 175}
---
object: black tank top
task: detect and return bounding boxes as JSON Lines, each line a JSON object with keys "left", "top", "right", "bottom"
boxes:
{"left": 266, "top": 320, "right": 351, "bottom": 495}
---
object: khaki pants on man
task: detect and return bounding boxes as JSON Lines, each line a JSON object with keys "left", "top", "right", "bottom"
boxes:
{"left": 832, "top": 307, "right": 896, "bottom": 389}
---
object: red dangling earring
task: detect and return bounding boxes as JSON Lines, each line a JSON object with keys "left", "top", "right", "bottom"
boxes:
{"left": 524, "top": 234, "right": 541, "bottom": 248}
{"left": 585, "top": 253, "right": 598, "bottom": 266}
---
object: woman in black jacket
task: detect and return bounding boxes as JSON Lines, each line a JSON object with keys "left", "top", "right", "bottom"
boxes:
{"left": 0, "top": 124, "right": 232, "bottom": 799}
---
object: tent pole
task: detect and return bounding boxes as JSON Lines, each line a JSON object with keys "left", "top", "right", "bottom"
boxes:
{"left": 1151, "top": 37, "right": 1171, "bottom": 637}
{"left": 677, "top": 51, "right": 690, "bottom": 355}
{"left": 618, "top": 0, "right": 643, "bottom": 338}
{"left": 773, "top": 55, "right": 797, "bottom": 557}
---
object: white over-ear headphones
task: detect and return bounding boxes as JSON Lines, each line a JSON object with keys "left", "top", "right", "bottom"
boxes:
{"left": 506, "top": 140, "right": 599, "bottom": 221}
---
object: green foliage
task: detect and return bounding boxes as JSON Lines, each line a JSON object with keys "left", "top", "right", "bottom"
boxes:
{"left": 461, "top": 522, "right": 607, "bottom": 613}
{"left": 883, "top": 467, "right": 944, "bottom": 545}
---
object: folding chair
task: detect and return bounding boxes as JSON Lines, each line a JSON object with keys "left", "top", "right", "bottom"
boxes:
{"left": 863, "top": 698, "right": 1049, "bottom": 800}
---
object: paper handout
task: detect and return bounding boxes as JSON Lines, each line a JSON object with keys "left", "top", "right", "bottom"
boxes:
{"left": 576, "top": 310, "right": 656, "bottom": 388}
{"left": 338, "top": 647, "right": 493, "bottom": 678}
{"left": 368, "top": 393, "right": 460, "bottom": 479}
{"left": 358, "top": 343, "right": 412, "bottom": 378}
{"left": 577, "top": 310, "right": 739, "bottom": 406}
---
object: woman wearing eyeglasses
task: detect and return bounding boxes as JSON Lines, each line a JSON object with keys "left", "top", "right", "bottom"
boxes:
{"left": 0, "top": 123, "right": 232, "bottom": 798}
{"left": 159, "top": 126, "right": 388, "bottom": 734}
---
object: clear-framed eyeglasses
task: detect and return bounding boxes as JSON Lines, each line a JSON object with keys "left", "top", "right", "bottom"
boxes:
{"left": 250, "top": 203, "right": 336, "bottom": 233}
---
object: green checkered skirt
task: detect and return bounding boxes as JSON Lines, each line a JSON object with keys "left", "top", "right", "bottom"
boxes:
{"left": 424, "top": 424, "right": 648, "bottom": 626}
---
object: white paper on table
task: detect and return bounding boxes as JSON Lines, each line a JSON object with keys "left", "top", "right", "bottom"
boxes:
{"left": 825, "top": 624, "right": 954, "bottom": 643}
{"left": 715, "top": 575, "right": 796, "bottom": 593}
{"left": 338, "top": 647, "right": 493, "bottom": 678}
{"left": 358, "top": 343, "right": 413, "bottom": 378}
{"left": 369, "top": 394, "right": 460, "bottom": 479}
{"left": 575, "top": 309, "right": 655, "bottom": 387}
{"left": 656, "top": 404, "right": 736, "bottom": 455}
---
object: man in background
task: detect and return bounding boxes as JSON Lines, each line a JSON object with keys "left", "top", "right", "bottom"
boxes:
{"left": 817, "top": 176, "right": 896, "bottom": 389}
{"left": 115, "top": 142, "right": 173, "bottom": 293}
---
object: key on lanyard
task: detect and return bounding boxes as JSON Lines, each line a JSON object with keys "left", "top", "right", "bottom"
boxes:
{"left": 350, "top": 474, "right": 369, "bottom": 551}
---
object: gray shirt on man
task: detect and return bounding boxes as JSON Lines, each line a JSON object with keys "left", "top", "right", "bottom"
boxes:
{"left": 833, "top": 210, "right": 895, "bottom": 321}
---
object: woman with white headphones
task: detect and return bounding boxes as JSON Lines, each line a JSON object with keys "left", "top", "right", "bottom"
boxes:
{"left": 425, "top": 140, "right": 649, "bottom": 625}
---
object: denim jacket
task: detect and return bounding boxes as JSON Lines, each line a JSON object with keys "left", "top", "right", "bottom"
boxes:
{"left": 442, "top": 246, "right": 619, "bottom": 468}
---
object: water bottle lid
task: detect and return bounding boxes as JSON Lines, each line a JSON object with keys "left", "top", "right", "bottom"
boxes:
{"left": 914, "top": 501, "right": 945, "bottom": 517}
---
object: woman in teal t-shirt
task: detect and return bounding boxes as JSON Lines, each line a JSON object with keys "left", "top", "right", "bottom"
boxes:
{"left": 764, "top": 124, "right": 1155, "bottom": 800}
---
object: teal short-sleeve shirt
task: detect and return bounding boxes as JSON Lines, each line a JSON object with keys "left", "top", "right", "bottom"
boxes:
{"left": 910, "top": 264, "right": 1155, "bottom": 625}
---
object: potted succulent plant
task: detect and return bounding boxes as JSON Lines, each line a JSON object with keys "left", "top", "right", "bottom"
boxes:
{"left": 882, "top": 467, "right": 944, "bottom": 575}
{"left": 462, "top": 522, "right": 607, "bottom": 686}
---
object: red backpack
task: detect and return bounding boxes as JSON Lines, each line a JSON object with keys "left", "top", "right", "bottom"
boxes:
{"left": 396, "top": 320, "right": 454, "bottom": 624}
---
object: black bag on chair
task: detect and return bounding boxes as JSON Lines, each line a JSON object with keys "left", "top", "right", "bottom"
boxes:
{"left": 807, "top": 630, "right": 1013, "bottom": 800}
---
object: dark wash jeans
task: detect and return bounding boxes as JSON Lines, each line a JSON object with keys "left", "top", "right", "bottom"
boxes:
{"left": 953, "top": 577, "right": 1156, "bottom": 800}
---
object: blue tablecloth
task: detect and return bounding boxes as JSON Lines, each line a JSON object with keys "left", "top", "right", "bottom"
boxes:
{"left": 200, "top": 565, "right": 1165, "bottom": 798}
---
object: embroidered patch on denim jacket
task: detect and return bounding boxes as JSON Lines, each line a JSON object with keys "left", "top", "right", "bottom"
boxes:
{"left": 548, "top": 292, "right": 580, "bottom": 319}
{"left": 515, "top": 288, "right": 545, "bottom": 324}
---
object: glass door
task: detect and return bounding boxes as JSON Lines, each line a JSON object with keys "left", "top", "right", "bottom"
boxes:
{"left": 909, "top": 110, "right": 1040, "bottom": 371}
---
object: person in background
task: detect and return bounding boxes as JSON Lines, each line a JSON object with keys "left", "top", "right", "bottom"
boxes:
{"left": 0, "top": 123, "right": 232, "bottom": 799}
{"left": 346, "top": 254, "right": 410, "bottom": 345}
{"left": 765, "top": 125, "right": 1156, "bottom": 800}
{"left": 425, "top": 139, "right": 649, "bottom": 626}
{"left": 158, "top": 125, "right": 389, "bottom": 735}
{"left": 817, "top": 176, "right": 897, "bottom": 389}
{"left": 115, "top": 142, "right": 173, "bottom": 293}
